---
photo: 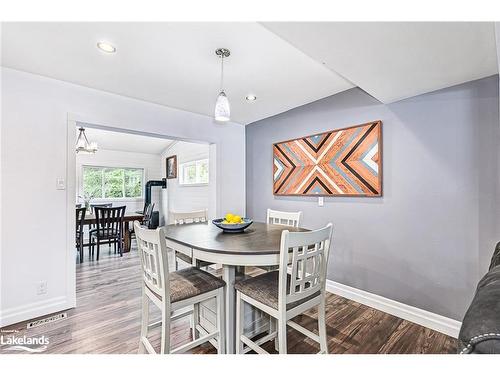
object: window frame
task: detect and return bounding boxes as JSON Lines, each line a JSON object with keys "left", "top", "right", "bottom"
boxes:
{"left": 80, "top": 165, "right": 145, "bottom": 201}
{"left": 178, "top": 158, "right": 209, "bottom": 186}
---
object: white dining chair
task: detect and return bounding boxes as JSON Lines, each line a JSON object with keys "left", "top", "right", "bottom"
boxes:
{"left": 234, "top": 223, "right": 333, "bottom": 354}
{"left": 259, "top": 209, "right": 302, "bottom": 275}
{"left": 169, "top": 210, "right": 213, "bottom": 270}
{"left": 267, "top": 208, "right": 302, "bottom": 228}
{"left": 134, "top": 221, "right": 226, "bottom": 354}
{"left": 170, "top": 209, "right": 208, "bottom": 225}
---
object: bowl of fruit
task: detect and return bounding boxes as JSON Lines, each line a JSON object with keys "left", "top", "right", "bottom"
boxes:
{"left": 212, "top": 213, "right": 253, "bottom": 233}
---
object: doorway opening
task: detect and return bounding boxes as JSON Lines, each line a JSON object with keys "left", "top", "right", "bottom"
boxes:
{"left": 66, "top": 120, "right": 218, "bottom": 324}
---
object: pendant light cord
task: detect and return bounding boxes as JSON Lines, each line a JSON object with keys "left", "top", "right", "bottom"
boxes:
{"left": 220, "top": 55, "right": 225, "bottom": 92}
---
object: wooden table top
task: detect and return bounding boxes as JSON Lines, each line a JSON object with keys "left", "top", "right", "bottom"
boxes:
{"left": 163, "top": 221, "right": 306, "bottom": 255}
{"left": 83, "top": 212, "right": 144, "bottom": 224}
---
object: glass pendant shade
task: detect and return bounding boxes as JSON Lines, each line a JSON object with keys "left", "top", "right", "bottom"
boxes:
{"left": 214, "top": 90, "right": 230, "bottom": 122}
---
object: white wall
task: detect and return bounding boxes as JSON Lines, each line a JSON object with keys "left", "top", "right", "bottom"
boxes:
{"left": 0, "top": 67, "right": 245, "bottom": 327}
{"left": 159, "top": 141, "right": 211, "bottom": 225}
{"left": 76, "top": 148, "right": 162, "bottom": 214}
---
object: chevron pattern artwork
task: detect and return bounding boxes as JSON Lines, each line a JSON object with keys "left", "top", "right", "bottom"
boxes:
{"left": 273, "top": 121, "right": 382, "bottom": 196}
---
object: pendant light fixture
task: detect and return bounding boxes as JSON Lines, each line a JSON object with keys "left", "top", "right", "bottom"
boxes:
{"left": 214, "top": 48, "right": 231, "bottom": 122}
{"left": 75, "top": 127, "right": 98, "bottom": 154}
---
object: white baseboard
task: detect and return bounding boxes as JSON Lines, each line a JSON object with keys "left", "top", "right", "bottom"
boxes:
{"left": 0, "top": 296, "right": 71, "bottom": 328}
{"left": 325, "top": 280, "right": 461, "bottom": 338}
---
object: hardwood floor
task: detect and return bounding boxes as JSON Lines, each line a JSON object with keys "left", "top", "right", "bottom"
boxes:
{"left": 0, "top": 246, "right": 457, "bottom": 354}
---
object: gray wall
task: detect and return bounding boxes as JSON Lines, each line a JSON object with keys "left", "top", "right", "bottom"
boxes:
{"left": 246, "top": 76, "right": 499, "bottom": 321}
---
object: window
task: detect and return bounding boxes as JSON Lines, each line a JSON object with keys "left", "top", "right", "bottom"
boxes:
{"left": 82, "top": 166, "right": 144, "bottom": 199}
{"left": 179, "top": 159, "right": 209, "bottom": 185}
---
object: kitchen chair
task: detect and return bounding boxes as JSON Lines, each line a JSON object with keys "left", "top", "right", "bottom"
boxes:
{"left": 89, "top": 203, "right": 113, "bottom": 232}
{"left": 134, "top": 221, "right": 226, "bottom": 354}
{"left": 130, "top": 203, "right": 155, "bottom": 248}
{"left": 170, "top": 209, "right": 208, "bottom": 225}
{"left": 259, "top": 209, "right": 301, "bottom": 273}
{"left": 234, "top": 223, "right": 333, "bottom": 354}
{"left": 169, "top": 210, "right": 212, "bottom": 270}
{"left": 90, "top": 206, "right": 125, "bottom": 260}
{"left": 142, "top": 203, "right": 155, "bottom": 228}
{"left": 267, "top": 208, "right": 302, "bottom": 227}
{"left": 75, "top": 207, "right": 86, "bottom": 263}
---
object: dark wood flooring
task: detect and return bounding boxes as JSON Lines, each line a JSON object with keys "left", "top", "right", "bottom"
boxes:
{"left": 0, "top": 246, "right": 457, "bottom": 354}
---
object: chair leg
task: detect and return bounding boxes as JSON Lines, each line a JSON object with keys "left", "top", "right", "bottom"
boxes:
{"left": 192, "top": 303, "right": 200, "bottom": 340}
{"left": 96, "top": 240, "right": 100, "bottom": 261}
{"left": 277, "top": 315, "right": 287, "bottom": 354}
{"left": 119, "top": 237, "right": 123, "bottom": 257}
{"left": 269, "top": 317, "right": 279, "bottom": 351}
{"left": 160, "top": 303, "right": 171, "bottom": 354}
{"left": 138, "top": 291, "right": 149, "bottom": 354}
{"left": 235, "top": 291, "right": 244, "bottom": 354}
{"left": 318, "top": 298, "right": 328, "bottom": 354}
{"left": 216, "top": 288, "right": 226, "bottom": 354}
{"left": 79, "top": 238, "right": 84, "bottom": 263}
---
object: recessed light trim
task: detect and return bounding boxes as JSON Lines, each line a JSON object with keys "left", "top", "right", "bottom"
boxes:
{"left": 246, "top": 94, "right": 257, "bottom": 101}
{"left": 97, "top": 41, "right": 116, "bottom": 53}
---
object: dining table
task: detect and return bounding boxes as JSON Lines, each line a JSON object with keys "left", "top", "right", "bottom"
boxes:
{"left": 83, "top": 211, "right": 144, "bottom": 253}
{"left": 163, "top": 221, "right": 306, "bottom": 354}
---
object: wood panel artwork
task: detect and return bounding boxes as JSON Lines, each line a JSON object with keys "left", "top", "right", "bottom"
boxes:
{"left": 273, "top": 121, "right": 382, "bottom": 196}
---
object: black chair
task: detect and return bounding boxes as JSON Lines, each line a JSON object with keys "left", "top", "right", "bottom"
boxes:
{"left": 142, "top": 203, "right": 155, "bottom": 228}
{"left": 130, "top": 203, "right": 155, "bottom": 249}
{"left": 89, "top": 203, "right": 113, "bottom": 231}
{"left": 76, "top": 203, "right": 82, "bottom": 209}
{"left": 76, "top": 207, "right": 86, "bottom": 263}
{"left": 90, "top": 206, "right": 126, "bottom": 260}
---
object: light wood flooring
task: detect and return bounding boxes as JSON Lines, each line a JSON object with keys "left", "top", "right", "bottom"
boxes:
{"left": 0, "top": 246, "right": 457, "bottom": 354}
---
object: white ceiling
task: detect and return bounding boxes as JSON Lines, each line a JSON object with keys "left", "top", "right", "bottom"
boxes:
{"left": 1, "top": 22, "right": 353, "bottom": 125}
{"left": 262, "top": 22, "right": 498, "bottom": 103}
{"left": 80, "top": 127, "right": 174, "bottom": 155}
{"left": 2, "top": 22, "right": 498, "bottom": 124}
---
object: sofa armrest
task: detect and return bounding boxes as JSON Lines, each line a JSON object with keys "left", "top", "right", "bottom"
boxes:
{"left": 458, "top": 266, "right": 500, "bottom": 353}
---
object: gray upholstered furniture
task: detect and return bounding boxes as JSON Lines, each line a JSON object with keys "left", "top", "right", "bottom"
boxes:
{"left": 458, "top": 242, "right": 500, "bottom": 354}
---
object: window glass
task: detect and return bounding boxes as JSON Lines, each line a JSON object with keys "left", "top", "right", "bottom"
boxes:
{"left": 179, "top": 159, "right": 209, "bottom": 185}
{"left": 82, "top": 166, "right": 143, "bottom": 199}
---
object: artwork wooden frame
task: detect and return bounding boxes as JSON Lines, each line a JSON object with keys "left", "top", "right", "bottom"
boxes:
{"left": 273, "top": 121, "right": 382, "bottom": 197}
{"left": 166, "top": 155, "right": 177, "bottom": 179}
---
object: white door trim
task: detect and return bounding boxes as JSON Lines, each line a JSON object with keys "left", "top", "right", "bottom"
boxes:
{"left": 325, "top": 279, "right": 461, "bottom": 338}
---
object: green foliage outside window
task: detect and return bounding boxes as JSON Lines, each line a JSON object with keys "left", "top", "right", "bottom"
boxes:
{"left": 83, "top": 166, "right": 143, "bottom": 199}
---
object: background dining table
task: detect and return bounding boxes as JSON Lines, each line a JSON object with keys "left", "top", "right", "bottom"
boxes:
{"left": 163, "top": 221, "right": 306, "bottom": 354}
{"left": 83, "top": 211, "right": 144, "bottom": 253}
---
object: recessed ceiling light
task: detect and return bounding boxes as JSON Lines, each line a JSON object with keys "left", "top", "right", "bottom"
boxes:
{"left": 97, "top": 42, "right": 116, "bottom": 53}
{"left": 246, "top": 94, "right": 257, "bottom": 101}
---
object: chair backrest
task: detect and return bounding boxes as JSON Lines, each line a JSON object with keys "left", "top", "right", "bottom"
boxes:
{"left": 267, "top": 208, "right": 302, "bottom": 228}
{"left": 278, "top": 223, "right": 333, "bottom": 309}
{"left": 76, "top": 203, "right": 82, "bottom": 209}
{"left": 76, "top": 207, "right": 86, "bottom": 234}
{"left": 91, "top": 203, "right": 113, "bottom": 214}
{"left": 143, "top": 203, "right": 155, "bottom": 228}
{"left": 134, "top": 221, "right": 169, "bottom": 303}
{"left": 94, "top": 206, "right": 126, "bottom": 237}
{"left": 170, "top": 209, "right": 208, "bottom": 225}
